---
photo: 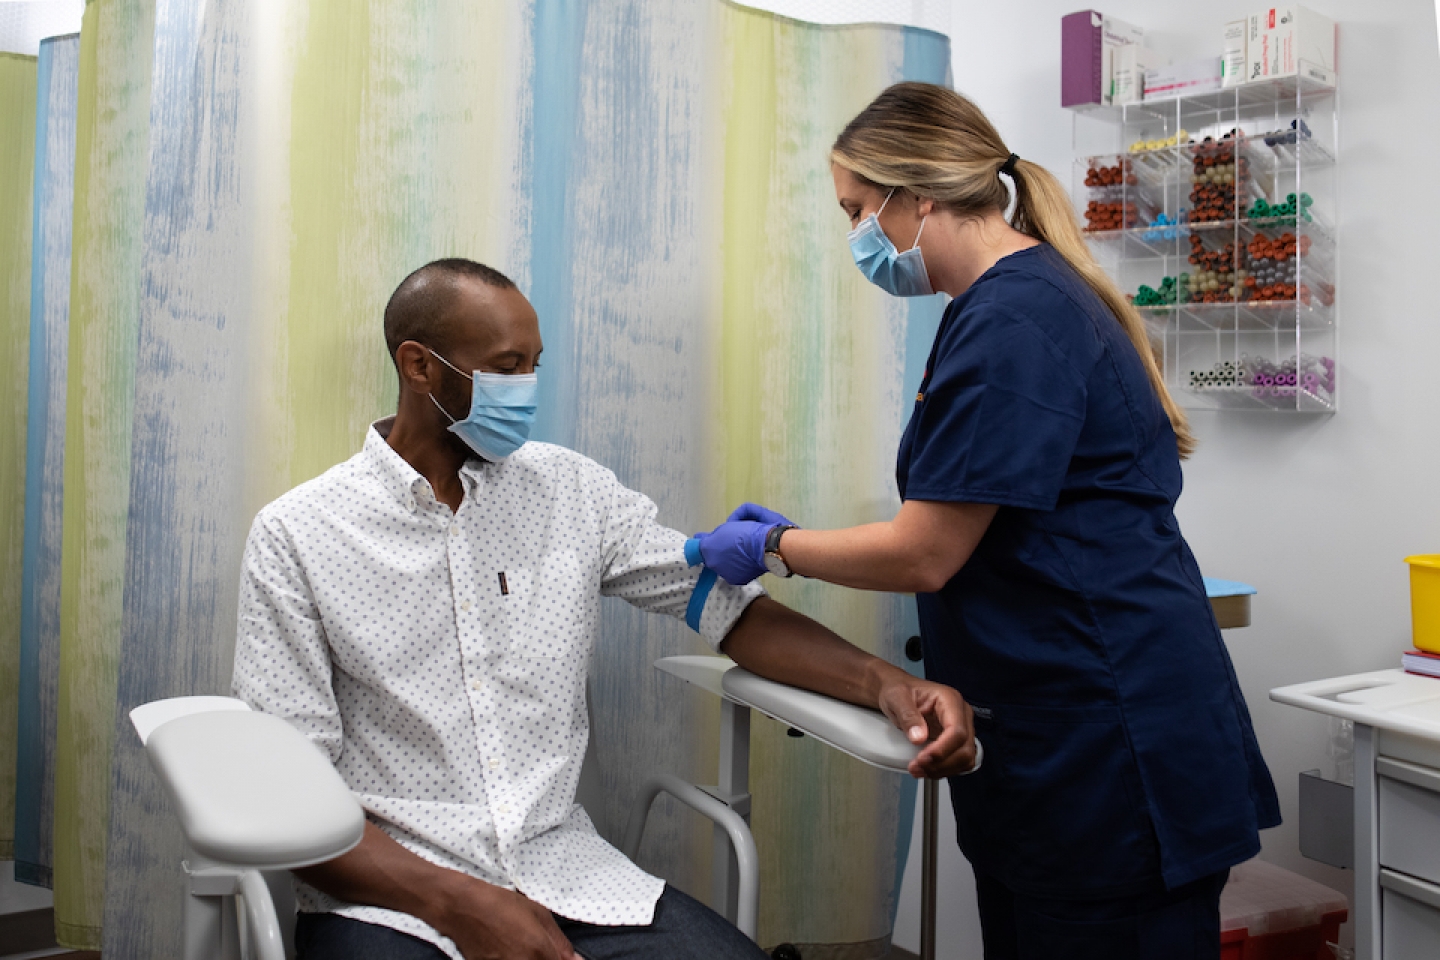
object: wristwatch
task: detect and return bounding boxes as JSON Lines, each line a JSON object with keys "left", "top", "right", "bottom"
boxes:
{"left": 763, "top": 525, "right": 798, "bottom": 578}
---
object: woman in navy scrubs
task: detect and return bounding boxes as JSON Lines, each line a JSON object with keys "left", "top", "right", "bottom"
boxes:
{"left": 696, "top": 83, "right": 1280, "bottom": 960}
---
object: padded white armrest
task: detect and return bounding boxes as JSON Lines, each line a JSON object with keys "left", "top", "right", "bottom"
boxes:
{"left": 139, "top": 701, "right": 364, "bottom": 870}
{"left": 131, "top": 695, "right": 253, "bottom": 744}
{"left": 656, "top": 656, "right": 920, "bottom": 773}
{"left": 654, "top": 654, "right": 740, "bottom": 701}
{"left": 721, "top": 666, "right": 920, "bottom": 773}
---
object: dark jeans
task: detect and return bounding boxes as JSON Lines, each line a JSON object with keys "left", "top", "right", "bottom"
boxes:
{"left": 294, "top": 884, "right": 769, "bottom": 960}
{"left": 973, "top": 868, "right": 1230, "bottom": 960}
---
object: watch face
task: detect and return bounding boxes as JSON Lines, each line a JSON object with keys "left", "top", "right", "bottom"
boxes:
{"left": 764, "top": 551, "right": 790, "bottom": 578}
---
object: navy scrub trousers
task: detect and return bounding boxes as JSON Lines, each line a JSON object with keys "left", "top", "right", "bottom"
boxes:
{"left": 897, "top": 244, "right": 1280, "bottom": 959}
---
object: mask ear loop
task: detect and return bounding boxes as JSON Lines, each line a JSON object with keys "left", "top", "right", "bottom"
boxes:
{"left": 429, "top": 393, "right": 459, "bottom": 425}
{"left": 428, "top": 347, "right": 474, "bottom": 382}
{"left": 877, "top": 188, "right": 926, "bottom": 252}
{"left": 910, "top": 213, "right": 927, "bottom": 252}
{"left": 426, "top": 348, "right": 473, "bottom": 424}
{"left": 875, "top": 187, "right": 896, "bottom": 217}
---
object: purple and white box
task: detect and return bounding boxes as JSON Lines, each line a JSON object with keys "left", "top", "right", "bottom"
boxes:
{"left": 1061, "top": 9, "right": 1144, "bottom": 108}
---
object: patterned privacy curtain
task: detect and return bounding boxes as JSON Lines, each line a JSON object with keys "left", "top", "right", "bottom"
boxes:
{"left": 0, "top": 48, "right": 37, "bottom": 863}
{"left": 14, "top": 32, "right": 78, "bottom": 898}
{"left": 9, "top": 1, "right": 950, "bottom": 956}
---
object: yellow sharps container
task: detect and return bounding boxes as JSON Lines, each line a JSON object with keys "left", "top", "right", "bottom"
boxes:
{"left": 1406, "top": 555, "right": 1440, "bottom": 653}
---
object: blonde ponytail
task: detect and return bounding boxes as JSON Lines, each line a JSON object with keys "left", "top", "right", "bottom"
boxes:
{"left": 1008, "top": 158, "right": 1194, "bottom": 457}
{"left": 833, "top": 83, "right": 1195, "bottom": 459}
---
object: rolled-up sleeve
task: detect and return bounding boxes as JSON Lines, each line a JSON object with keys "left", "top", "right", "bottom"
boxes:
{"left": 231, "top": 511, "right": 344, "bottom": 763}
{"left": 596, "top": 474, "right": 764, "bottom": 650}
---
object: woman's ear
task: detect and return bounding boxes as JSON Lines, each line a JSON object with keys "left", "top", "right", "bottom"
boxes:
{"left": 914, "top": 194, "right": 935, "bottom": 218}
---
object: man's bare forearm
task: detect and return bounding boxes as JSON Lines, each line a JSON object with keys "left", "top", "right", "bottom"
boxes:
{"left": 295, "top": 821, "right": 579, "bottom": 958}
{"left": 719, "top": 596, "right": 900, "bottom": 708}
{"left": 294, "top": 821, "right": 474, "bottom": 927}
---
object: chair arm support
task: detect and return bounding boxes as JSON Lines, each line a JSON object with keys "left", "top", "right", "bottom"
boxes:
{"left": 239, "top": 869, "right": 286, "bottom": 960}
{"left": 622, "top": 773, "right": 759, "bottom": 939}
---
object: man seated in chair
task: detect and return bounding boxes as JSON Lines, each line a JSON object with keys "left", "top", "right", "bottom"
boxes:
{"left": 232, "top": 258, "right": 976, "bottom": 960}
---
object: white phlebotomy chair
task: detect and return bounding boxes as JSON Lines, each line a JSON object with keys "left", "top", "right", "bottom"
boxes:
{"left": 134, "top": 658, "right": 972, "bottom": 960}
{"left": 129, "top": 697, "right": 366, "bottom": 960}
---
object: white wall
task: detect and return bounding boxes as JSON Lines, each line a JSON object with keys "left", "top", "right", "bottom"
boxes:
{"left": 893, "top": 1, "right": 1440, "bottom": 956}
{"left": 0, "top": 0, "right": 81, "bottom": 55}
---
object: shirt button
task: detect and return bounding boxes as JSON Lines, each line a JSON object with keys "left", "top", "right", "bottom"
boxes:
{"left": 497, "top": 804, "right": 511, "bottom": 816}
{"left": 449, "top": 526, "right": 458, "bottom": 537}
{"left": 488, "top": 758, "right": 501, "bottom": 770}
{"left": 470, "top": 679, "right": 482, "bottom": 692}
{"left": 461, "top": 600, "right": 472, "bottom": 612}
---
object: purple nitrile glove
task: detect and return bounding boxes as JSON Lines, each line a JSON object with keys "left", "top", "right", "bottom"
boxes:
{"left": 692, "top": 520, "right": 774, "bottom": 585}
{"left": 726, "top": 502, "right": 799, "bottom": 528}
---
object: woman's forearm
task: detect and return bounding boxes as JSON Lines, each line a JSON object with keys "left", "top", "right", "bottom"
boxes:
{"left": 778, "top": 523, "right": 934, "bottom": 591}
{"left": 778, "top": 500, "right": 997, "bottom": 593}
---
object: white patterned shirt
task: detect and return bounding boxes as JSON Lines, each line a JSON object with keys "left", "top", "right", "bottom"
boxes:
{"left": 232, "top": 418, "right": 763, "bottom": 955}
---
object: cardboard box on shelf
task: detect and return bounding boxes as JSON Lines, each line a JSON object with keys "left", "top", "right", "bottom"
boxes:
{"left": 1222, "top": 20, "right": 1247, "bottom": 87}
{"left": 1113, "top": 46, "right": 1164, "bottom": 104}
{"left": 1061, "top": 9, "right": 1144, "bottom": 108}
{"left": 1247, "top": 6, "right": 1337, "bottom": 84}
{"left": 1144, "top": 57, "right": 1223, "bottom": 101}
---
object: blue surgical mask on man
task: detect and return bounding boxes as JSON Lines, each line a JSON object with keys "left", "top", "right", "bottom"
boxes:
{"left": 847, "top": 188, "right": 934, "bottom": 297}
{"left": 427, "top": 349, "right": 537, "bottom": 461}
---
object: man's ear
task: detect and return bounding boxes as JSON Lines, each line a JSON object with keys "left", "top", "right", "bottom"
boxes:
{"left": 394, "top": 341, "right": 436, "bottom": 395}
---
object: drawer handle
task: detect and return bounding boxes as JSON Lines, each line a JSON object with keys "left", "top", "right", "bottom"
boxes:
{"left": 1381, "top": 868, "right": 1440, "bottom": 910}
{"left": 1378, "top": 756, "right": 1440, "bottom": 794}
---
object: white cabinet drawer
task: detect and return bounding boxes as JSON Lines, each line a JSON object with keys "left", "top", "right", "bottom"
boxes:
{"left": 1379, "top": 757, "right": 1440, "bottom": 887}
{"left": 1381, "top": 869, "right": 1440, "bottom": 959}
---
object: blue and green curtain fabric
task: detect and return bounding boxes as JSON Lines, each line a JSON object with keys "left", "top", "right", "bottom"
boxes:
{"left": 5, "top": 2, "right": 950, "bottom": 956}
{"left": 14, "top": 31, "right": 79, "bottom": 896}
{"left": 1, "top": 45, "right": 38, "bottom": 868}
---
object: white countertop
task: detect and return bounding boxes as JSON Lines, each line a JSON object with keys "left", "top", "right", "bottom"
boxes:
{"left": 1271, "top": 669, "right": 1440, "bottom": 742}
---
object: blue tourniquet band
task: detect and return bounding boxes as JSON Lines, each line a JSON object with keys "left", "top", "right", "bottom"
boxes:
{"left": 684, "top": 537, "right": 704, "bottom": 568}
{"left": 686, "top": 567, "right": 717, "bottom": 632}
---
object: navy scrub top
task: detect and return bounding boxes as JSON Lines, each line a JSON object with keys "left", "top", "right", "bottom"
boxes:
{"left": 898, "top": 244, "right": 1280, "bottom": 899}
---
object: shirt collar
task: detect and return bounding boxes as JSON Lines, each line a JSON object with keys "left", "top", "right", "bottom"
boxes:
{"left": 364, "top": 416, "right": 488, "bottom": 511}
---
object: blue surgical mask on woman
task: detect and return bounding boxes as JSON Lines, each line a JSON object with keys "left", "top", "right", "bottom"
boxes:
{"left": 847, "top": 188, "right": 934, "bottom": 297}
{"left": 427, "top": 349, "right": 537, "bottom": 461}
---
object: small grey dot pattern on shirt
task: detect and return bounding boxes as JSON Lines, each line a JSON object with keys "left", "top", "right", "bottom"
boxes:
{"left": 232, "top": 418, "right": 764, "bottom": 958}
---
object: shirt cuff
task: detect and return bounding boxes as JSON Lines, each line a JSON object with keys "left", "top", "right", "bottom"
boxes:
{"left": 693, "top": 577, "right": 766, "bottom": 651}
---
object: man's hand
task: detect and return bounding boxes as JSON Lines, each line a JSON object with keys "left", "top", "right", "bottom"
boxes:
{"left": 433, "top": 880, "right": 579, "bottom": 960}
{"left": 873, "top": 674, "right": 977, "bottom": 779}
{"left": 721, "top": 597, "right": 978, "bottom": 779}
{"left": 294, "top": 822, "right": 581, "bottom": 960}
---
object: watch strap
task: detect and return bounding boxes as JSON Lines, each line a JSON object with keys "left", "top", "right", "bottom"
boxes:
{"left": 764, "top": 524, "right": 794, "bottom": 555}
{"left": 764, "top": 524, "right": 797, "bottom": 578}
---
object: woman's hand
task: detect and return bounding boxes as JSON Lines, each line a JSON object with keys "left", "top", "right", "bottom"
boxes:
{"left": 725, "top": 502, "right": 798, "bottom": 527}
{"left": 692, "top": 521, "right": 771, "bottom": 584}
{"left": 693, "top": 502, "right": 799, "bottom": 584}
